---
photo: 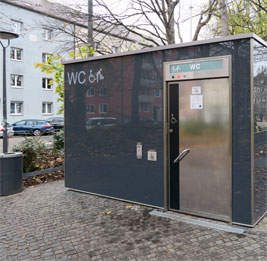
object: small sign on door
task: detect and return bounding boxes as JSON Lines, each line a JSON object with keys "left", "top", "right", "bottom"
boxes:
{"left": 147, "top": 150, "right": 157, "bottom": 161}
{"left": 136, "top": 142, "right": 142, "bottom": 159}
{"left": 192, "top": 86, "right": 201, "bottom": 94}
{"left": 190, "top": 95, "right": 203, "bottom": 109}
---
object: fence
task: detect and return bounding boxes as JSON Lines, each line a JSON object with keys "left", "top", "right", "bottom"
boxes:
{"left": 23, "top": 165, "right": 64, "bottom": 185}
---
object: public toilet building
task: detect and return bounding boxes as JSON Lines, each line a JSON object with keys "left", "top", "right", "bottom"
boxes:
{"left": 64, "top": 33, "right": 267, "bottom": 227}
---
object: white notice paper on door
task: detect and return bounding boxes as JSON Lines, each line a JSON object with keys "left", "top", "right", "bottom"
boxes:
{"left": 190, "top": 95, "right": 203, "bottom": 109}
{"left": 192, "top": 86, "right": 201, "bottom": 94}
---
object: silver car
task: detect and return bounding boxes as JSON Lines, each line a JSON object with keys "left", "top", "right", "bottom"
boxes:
{"left": 86, "top": 117, "right": 118, "bottom": 130}
{"left": 0, "top": 123, "right": 14, "bottom": 137}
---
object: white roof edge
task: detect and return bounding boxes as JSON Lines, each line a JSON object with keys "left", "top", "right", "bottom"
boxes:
{"left": 63, "top": 33, "right": 266, "bottom": 65}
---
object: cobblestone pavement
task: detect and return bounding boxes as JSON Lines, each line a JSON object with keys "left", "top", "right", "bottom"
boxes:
{"left": 0, "top": 180, "right": 266, "bottom": 261}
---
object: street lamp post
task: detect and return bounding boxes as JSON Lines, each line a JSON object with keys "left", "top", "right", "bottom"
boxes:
{"left": 0, "top": 31, "right": 18, "bottom": 154}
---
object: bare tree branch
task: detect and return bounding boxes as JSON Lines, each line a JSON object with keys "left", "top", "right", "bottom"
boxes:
{"left": 193, "top": 0, "right": 217, "bottom": 41}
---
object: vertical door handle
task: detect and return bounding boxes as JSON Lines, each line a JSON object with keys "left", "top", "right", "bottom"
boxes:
{"left": 173, "top": 148, "right": 190, "bottom": 164}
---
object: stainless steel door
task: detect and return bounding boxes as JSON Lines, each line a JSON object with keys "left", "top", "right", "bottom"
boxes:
{"left": 175, "top": 79, "right": 231, "bottom": 221}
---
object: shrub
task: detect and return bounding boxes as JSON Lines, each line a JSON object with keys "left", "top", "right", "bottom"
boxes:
{"left": 12, "top": 137, "right": 49, "bottom": 173}
{"left": 53, "top": 129, "right": 64, "bottom": 152}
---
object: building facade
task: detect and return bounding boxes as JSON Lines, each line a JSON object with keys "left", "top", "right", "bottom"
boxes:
{"left": 0, "top": 0, "right": 154, "bottom": 124}
{"left": 0, "top": 0, "right": 72, "bottom": 124}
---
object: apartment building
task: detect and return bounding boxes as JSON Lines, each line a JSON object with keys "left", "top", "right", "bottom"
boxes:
{"left": 0, "top": 0, "right": 154, "bottom": 124}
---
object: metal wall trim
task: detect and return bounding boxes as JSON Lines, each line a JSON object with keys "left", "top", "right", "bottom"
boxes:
{"left": 228, "top": 55, "right": 233, "bottom": 223}
{"left": 65, "top": 187, "right": 165, "bottom": 210}
{"left": 163, "top": 79, "right": 169, "bottom": 212}
{"left": 250, "top": 39, "right": 256, "bottom": 224}
{"left": 251, "top": 211, "right": 267, "bottom": 227}
{"left": 231, "top": 222, "right": 255, "bottom": 228}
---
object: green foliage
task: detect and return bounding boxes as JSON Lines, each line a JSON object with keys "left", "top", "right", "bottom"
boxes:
{"left": 209, "top": 0, "right": 267, "bottom": 40}
{"left": 53, "top": 130, "right": 64, "bottom": 152}
{"left": 12, "top": 135, "right": 65, "bottom": 173}
{"left": 34, "top": 45, "right": 95, "bottom": 114}
{"left": 12, "top": 137, "right": 49, "bottom": 173}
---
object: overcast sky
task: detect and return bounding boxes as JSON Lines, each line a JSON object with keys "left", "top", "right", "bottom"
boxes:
{"left": 51, "top": 0, "right": 209, "bottom": 43}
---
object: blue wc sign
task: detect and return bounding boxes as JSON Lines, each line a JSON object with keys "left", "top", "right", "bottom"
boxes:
{"left": 170, "top": 59, "right": 224, "bottom": 73}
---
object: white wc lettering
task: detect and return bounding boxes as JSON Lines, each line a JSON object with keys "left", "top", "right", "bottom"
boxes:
{"left": 190, "top": 63, "right": 201, "bottom": 70}
{"left": 78, "top": 71, "right": 86, "bottom": 84}
{"left": 67, "top": 68, "right": 104, "bottom": 86}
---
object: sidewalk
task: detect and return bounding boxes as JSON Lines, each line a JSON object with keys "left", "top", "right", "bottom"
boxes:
{"left": 0, "top": 180, "right": 266, "bottom": 261}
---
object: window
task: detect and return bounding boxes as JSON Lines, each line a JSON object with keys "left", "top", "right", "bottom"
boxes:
{"left": 13, "top": 120, "right": 26, "bottom": 126}
{"left": 152, "top": 89, "right": 161, "bottom": 97}
{"left": 112, "top": 46, "right": 120, "bottom": 54}
{"left": 99, "top": 104, "right": 107, "bottom": 114}
{"left": 155, "top": 58, "right": 162, "bottom": 68}
{"left": 12, "top": 20, "right": 22, "bottom": 34}
{"left": 165, "top": 49, "right": 172, "bottom": 55}
{"left": 10, "top": 47, "right": 22, "bottom": 61}
{"left": 94, "top": 42, "right": 103, "bottom": 51}
{"left": 42, "top": 28, "right": 53, "bottom": 40}
{"left": 140, "top": 89, "right": 149, "bottom": 96}
{"left": 42, "top": 53, "right": 52, "bottom": 63}
{"left": 143, "top": 104, "right": 149, "bottom": 112}
{"left": 42, "top": 102, "right": 53, "bottom": 114}
{"left": 86, "top": 104, "right": 95, "bottom": 114}
{"left": 42, "top": 78, "right": 53, "bottom": 90}
{"left": 26, "top": 120, "right": 37, "bottom": 125}
{"left": 99, "top": 87, "right": 107, "bottom": 96}
{"left": 11, "top": 74, "right": 23, "bottom": 88}
{"left": 10, "top": 101, "right": 23, "bottom": 115}
{"left": 87, "top": 87, "right": 95, "bottom": 97}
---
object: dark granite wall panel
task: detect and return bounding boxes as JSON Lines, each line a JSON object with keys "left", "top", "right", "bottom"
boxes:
{"left": 230, "top": 40, "right": 252, "bottom": 224}
{"left": 65, "top": 55, "right": 164, "bottom": 207}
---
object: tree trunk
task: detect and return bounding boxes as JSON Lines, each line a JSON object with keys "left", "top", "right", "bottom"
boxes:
{"left": 167, "top": 1, "right": 175, "bottom": 44}
{"left": 88, "top": 0, "right": 94, "bottom": 56}
{"left": 219, "top": 0, "right": 229, "bottom": 36}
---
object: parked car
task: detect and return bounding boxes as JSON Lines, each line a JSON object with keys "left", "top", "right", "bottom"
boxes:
{"left": 0, "top": 123, "right": 14, "bottom": 137}
{"left": 86, "top": 117, "right": 118, "bottom": 130}
{"left": 46, "top": 117, "right": 64, "bottom": 131}
{"left": 12, "top": 119, "right": 54, "bottom": 136}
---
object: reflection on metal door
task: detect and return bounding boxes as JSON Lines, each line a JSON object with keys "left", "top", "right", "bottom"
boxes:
{"left": 170, "top": 79, "right": 231, "bottom": 221}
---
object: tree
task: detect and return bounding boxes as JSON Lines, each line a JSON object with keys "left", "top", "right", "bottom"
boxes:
{"left": 94, "top": 0, "right": 218, "bottom": 45}
{"left": 34, "top": 46, "right": 95, "bottom": 114}
{"left": 31, "top": 0, "right": 220, "bottom": 55}
{"left": 208, "top": 0, "right": 267, "bottom": 40}
{"left": 31, "top": 0, "right": 155, "bottom": 55}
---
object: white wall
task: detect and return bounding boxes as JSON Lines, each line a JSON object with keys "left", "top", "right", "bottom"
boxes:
{"left": 0, "top": 2, "right": 73, "bottom": 124}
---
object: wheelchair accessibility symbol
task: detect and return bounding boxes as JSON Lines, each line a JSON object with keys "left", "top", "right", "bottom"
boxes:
{"left": 89, "top": 68, "right": 104, "bottom": 83}
{"left": 147, "top": 150, "right": 157, "bottom": 162}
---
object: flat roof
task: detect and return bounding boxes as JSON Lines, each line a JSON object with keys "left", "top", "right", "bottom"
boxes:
{"left": 63, "top": 33, "right": 266, "bottom": 65}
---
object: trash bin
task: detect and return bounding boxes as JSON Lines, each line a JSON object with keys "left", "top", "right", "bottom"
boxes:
{"left": 0, "top": 152, "right": 23, "bottom": 196}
